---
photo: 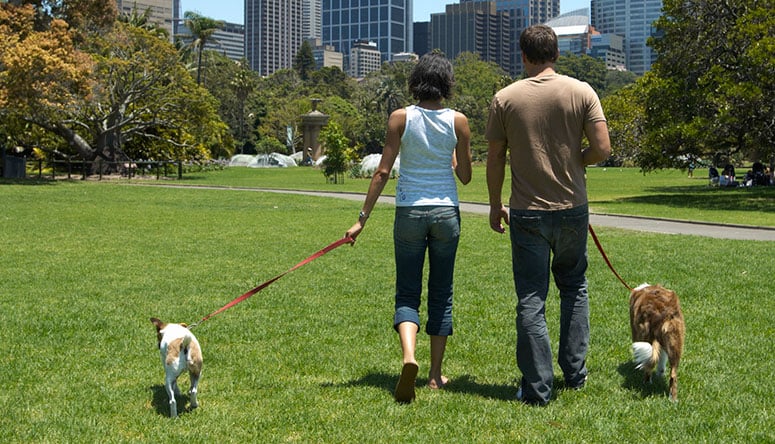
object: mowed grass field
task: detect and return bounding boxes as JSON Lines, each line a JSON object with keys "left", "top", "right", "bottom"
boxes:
{"left": 1, "top": 168, "right": 773, "bottom": 442}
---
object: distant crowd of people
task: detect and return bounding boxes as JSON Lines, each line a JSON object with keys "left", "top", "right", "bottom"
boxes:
{"left": 708, "top": 161, "right": 773, "bottom": 187}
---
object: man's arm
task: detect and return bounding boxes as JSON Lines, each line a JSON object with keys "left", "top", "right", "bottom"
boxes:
{"left": 582, "top": 120, "right": 612, "bottom": 166}
{"left": 486, "top": 139, "right": 510, "bottom": 233}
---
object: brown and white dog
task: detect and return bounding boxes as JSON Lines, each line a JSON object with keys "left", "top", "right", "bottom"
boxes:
{"left": 629, "top": 283, "right": 685, "bottom": 402}
{"left": 150, "top": 317, "right": 203, "bottom": 417}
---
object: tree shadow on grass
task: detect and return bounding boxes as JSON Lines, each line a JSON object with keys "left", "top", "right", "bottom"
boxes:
{"left": 0, "top": 178, "right": 59, "bottom": 186}
{"left": 600, "top": 185, "right": 775, "bottom": 214}
{"left": 617, "top": 361, "right": 671, "bottom": 401}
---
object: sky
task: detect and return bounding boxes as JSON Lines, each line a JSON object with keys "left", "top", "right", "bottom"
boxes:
{"left": 180, "top": 0, "right": 591, "bottom": 25}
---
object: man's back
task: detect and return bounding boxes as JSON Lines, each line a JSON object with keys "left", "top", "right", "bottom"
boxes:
{"left": 486, "top": 74, "right": 605, "bottom": 211}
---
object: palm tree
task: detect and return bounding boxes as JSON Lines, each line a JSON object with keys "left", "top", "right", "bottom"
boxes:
{"left": 181, "top": 11, "right": 223, "bottom": 85}
{"left": 117, "top": 3, "right": 168, "bottom": 39}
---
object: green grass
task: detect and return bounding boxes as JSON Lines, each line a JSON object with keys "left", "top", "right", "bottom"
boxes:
{"left": 0, "top": 178, "right": 773, "bottom": 442}
{"left": 171, "top": 165, "right": 775, "bottom": 227}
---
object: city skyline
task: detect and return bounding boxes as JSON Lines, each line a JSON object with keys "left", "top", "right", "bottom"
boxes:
{"left": 181, "top": 0, "right": 591, "bottom": 24}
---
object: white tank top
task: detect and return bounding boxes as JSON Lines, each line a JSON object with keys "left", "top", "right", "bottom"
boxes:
{"left": 396, "top": 105, "right": 459, "bottom": 207}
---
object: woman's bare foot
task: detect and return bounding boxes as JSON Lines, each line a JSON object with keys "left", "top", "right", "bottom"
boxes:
{"left": 428, "top": 375, "right": 449, "bottom": 389}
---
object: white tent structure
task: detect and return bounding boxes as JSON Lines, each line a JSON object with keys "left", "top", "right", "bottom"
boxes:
{"left": 248, "top": 153, "right": 297, "bottom": 168}
{"left": 359, "top": 153, "right": 400, "bottom": 177}
{"left": 228, "top": 153, "right": 297, "bottom": 168}
{"left": 228, "top": 154, "right": 256, "bottom": 167}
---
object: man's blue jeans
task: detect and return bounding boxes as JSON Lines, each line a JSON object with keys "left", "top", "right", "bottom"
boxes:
{"left": 509, "top": 204, "right": 590, "bottom": 405}
{"left": 393, "top": 206, "right": 461, "bottom": 336}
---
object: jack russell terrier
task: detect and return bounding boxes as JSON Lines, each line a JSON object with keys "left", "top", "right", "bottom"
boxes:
{"left": 150, "top": 317, "right": 203, "bottom": 417}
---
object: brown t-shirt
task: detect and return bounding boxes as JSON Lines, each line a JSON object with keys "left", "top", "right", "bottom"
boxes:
{"left": 486, "top": 74, "right": 606, "bottom": 211}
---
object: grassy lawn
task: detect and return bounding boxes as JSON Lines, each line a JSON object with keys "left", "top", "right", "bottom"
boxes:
{"left": 174, "top": 165, "right": 775, "bottom": 227}
{"left": 0, "top": 176, "right": 772, "bottom": 442}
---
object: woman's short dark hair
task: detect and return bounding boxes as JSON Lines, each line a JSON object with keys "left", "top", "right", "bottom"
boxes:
{"left": 520, "top": 25, "right": 559, "bottom": 64}
{"left": 409, "top": 52, "right": 455, "bottom": 101}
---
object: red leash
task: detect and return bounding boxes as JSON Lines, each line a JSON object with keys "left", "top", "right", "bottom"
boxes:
{"left": 588, "top": 225, "right": 632, "bottom": 291}
{"left": 189, "top": 236, "right": 352, "bottom": 328}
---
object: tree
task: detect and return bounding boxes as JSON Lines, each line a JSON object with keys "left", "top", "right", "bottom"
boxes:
{"left": 601, "top": 81, "right": 647, "bottom": 165}
{"left": 85, "top": 22, "right": 230, "bottom": 162}
{"left": 0, "top": 5, "right": 96, "bottom": 156}
{"left": 1, "top": 6, "right": 230, "bottom": 165}
{"left": 450, "top": 52, "right": 509, "bottom": 160}
{"left": 643, "top": 0, "right": 774, "bottom": 170}
{"left": 603, "top": 69, "right": 638, "bottom": 98}
{"left": 5, "top": 0, "right": 116, "bottom": 36}
{"left": 180, "top": 11, "right": 223, "bottom": 85}
{"left": 309, "top": 66, "right": 353, "bottom": 99}
{"left": 117, "top": 2, "right": 168, "bottom": 39}
{"left": 320, "top": 121, "right": 349, "bottom": 183}
{"left": 556, "top": 52, "right": 607, "bottom": 95}
{"left": 229, "top": 62, "right": 258, "bottom": 152}
{"left": 293, "top": 40, "right": 316, "bottom": 81}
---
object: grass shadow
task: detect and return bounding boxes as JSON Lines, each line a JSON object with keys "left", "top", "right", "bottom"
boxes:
{"left": 617, "top": 361, "right": 670, "bottom": 400}
{"left": 0, "top": 178, "right": 58, "bottom": 186}
{"left": 604, "top": 184, "right": 775, "bottom": 214}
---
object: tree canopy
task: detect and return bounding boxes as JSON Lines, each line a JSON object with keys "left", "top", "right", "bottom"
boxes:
{"left": 640, "top": 0, "right": 774, "bottom": 170}
{"left": 0, "top": 3, "right": 230, "bottom": 166}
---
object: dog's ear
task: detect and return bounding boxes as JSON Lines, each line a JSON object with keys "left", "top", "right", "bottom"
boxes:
{"left": 150, "top": 317, "right": 164, "bottom": 331}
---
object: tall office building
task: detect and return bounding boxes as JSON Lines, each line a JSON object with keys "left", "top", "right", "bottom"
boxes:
{"left": 431, "top": 2, "right": 511, "bottom": 74}
{"left": 246, "top": 0, "right": 304, "bottom": 76}
{"left": 304, "top": 0, "right": 323, "bottom": 39}
{"left": 591, "top": 0, "right": 661, "bottom": 74}
{"left": 116, "top": 0, "right": 176, "bottom": 40}
{"left": 460, "top": 0, "right": 559, "bottom": 76}
{"left": 322, "top": 0, "right": 413, "bottom": 67}
{"left": 413, "top": 21, "right": 430, "bottom": 57}
{"left": 349, "top": 40, "right": 382, "bottom": 78}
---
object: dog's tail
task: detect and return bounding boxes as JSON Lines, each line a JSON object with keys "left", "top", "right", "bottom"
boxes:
{"left": 180, "top": 331, "right": 193, "bottom": 351}
{"left": 632, "top": 341, "right": 661, "bottom": 370}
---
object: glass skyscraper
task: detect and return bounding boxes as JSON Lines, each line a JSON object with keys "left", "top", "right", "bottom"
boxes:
{"left": 322, "top": 0, "right": 413, "bottom": 66}
{"left": 591, "top": 0, "right": 662, "bottom": 75}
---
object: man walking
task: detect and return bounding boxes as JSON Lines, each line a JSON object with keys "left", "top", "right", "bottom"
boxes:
{"left": 485, "top": 25, "right": 611, "bottom": 406}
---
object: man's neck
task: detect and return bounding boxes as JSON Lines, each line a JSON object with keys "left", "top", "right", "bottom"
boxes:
{"left": 526, "top": 63, "right": 556, "bottom": 78}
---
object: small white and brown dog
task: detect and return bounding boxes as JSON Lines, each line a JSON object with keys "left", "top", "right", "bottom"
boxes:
{"left": 150, "top": 317, "right": 203, "bottom": 417}
{"left": 629, "top": 283, "right": 685, "bottom": 402}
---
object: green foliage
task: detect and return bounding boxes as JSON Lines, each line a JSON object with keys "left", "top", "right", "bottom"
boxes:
{"left": 320, "top": 121, "right": 349, "bottom": 183}
{"left": 449, "top": 52, "right": 509, "bottom": 160}
{"left": 293, "top": 39, "right": 316, "bottom": 81}
{"left": 179, "top": 11, "right": 224, "bottom": 85}
{"left": 556, "top": 52, "right": 607, "bottom": 95}
{"left": 601, "top": 83, "right": 646, "bottom": 165}
{"left": 646, "top": 0, "right": 774, "bottom": 167}
{"left": 255, "top": 136, "right": 286, "bottom": 155}
{"left": 309, "top": 66, "right": 353, "bottom": 99}
{"left": 602, "top": 69, "right": 638, "bottom": 98}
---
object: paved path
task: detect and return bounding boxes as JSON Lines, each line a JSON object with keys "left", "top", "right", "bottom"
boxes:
{"left": 140, "top": 185, "right": 775, "bottom": 242}
{"left": 243, "top": 188, "right": 775, "bottom": 242}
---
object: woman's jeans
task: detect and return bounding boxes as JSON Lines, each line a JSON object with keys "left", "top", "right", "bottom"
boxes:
{"left": 509, "top": 204, "right": 590, "bottom": 405}
{"left": 393, "top": 206, "right": 461, "bottom": 336}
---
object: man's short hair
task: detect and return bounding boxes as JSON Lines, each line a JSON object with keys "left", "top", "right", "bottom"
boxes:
{"left": 520, "top": 25, "right": 559, "bottom": 64}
